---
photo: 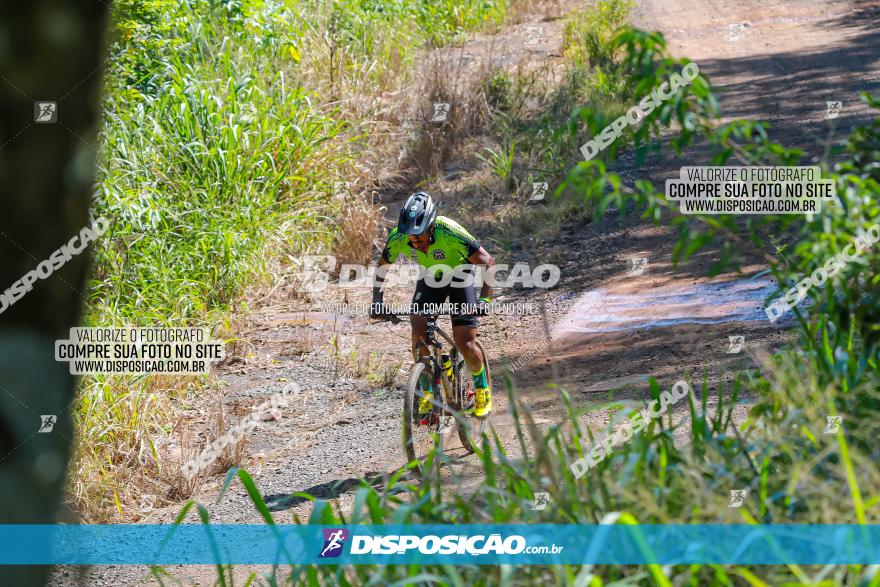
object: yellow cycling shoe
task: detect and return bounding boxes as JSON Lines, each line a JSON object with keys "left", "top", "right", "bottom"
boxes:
{"left": 472, "top": 387, "right": 492, "bottom": 419}
{"left": 418, "top": 390, "right": 434, "bottom": 415}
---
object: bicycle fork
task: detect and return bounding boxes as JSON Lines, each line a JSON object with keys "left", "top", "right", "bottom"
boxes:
{"left": 438, "top": 351, "right": 455, "bottom": 405}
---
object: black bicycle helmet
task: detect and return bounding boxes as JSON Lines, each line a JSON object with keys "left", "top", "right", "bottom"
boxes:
{"left": 397, "top": 191, "right": 437, "bottom": 235}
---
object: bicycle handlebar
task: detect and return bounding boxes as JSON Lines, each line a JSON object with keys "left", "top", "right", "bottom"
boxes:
{"left": 371, "top": 302, "right": 491, "bottom": 323}
{"left": 376, "top": 311, "right": 458, "bottom": 325}
{"left": 377, "top": 308, "right": 490, "bottom": 322}
{"left": 382, "top": 311, "right": 464, "bottom": 317}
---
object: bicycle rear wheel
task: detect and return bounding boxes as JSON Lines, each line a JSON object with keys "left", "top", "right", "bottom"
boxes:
{"left": 454, "top": 345, "right": 490, "bottom": 454}
{"left": 402, "top": 361, "right": 441, "bottom": 465}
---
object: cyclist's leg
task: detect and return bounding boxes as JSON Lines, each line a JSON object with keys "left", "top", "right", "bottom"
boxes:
{"left": 451, "top": 324, "right": 482, "bottom": 371}
{"left": 449, "top": 277, "right": 482, "bottom": 369}
{"left": 449, "top": 281, "right": 491, "bottom": 416}
{"left": 410, "top": 278, "right": 442, "bottom": 359}
{"left": 411, "top": 279, "right": 442, "bottom": 415}
{"left": 410, "top": 315, "right": 429, "bottom": 360}
{"left": 411, "top": 314, "right": 435, "bottom": 417}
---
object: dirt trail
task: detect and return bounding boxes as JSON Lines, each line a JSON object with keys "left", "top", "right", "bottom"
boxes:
{"left": 66, "top": 0, "right": 880, "bottom": 584}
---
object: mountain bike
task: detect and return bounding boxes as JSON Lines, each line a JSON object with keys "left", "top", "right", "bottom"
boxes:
{"left": 381, "top": 311, "right": 491, "bottom": 466}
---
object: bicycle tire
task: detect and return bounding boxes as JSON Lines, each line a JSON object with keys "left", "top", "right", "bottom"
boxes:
{"left": 454, "top": 358, "right": 477, "bottom": 454}
{"left": 402, "top": 360, "right": 440, "bottom": 465}
{"left": 454, "top": 340, "right": 490, "bottom": 453}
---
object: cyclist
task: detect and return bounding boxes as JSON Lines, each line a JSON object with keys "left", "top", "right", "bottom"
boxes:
{"left": 370, "top": 192, "right": 496, "bottom": 419}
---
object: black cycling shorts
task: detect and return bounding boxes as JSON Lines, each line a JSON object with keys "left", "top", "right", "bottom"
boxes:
{"left": 411, "top": 278, "right": 478, "bottom": 328}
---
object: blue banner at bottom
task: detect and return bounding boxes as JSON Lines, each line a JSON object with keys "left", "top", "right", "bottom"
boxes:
{"left": 3, "top": 524, "right": 880, "bottom": 565}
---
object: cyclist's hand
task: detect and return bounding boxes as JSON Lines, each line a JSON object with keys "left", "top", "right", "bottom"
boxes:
{"left": 369, "top": 301, "right": 386, "bottom": 321}
{"left": 476, "top": 297, "right": 492, "bottom": 316}
{"left": 370, "top": 302, "right": 401, "bottom": 323}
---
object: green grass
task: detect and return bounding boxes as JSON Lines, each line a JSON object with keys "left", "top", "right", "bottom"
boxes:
{"left": 475, "top": 141, "right": 517, "bottom": 189}
{"left": 174, "top": 352, "right": 880, "bottom": 584}
{"left": 563, "top": 0, "right": 635, "bottom": 71}
{"left": 457, "top": 0, "right": 636, "bottom": 251}
{"left": 93, "top": 2, "right": 514, "bottom": 326}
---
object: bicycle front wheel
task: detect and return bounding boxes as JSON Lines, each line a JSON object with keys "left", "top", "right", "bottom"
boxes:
{"left": 402, "top": 360, "right": 441, "bottom": 465}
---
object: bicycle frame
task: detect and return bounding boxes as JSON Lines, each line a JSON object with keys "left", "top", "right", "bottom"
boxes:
{"left": 415, "top": 318, "right": 461, "bottom": 410}
{"left": 385, "top": 310, "right": 489, "bottom": 415}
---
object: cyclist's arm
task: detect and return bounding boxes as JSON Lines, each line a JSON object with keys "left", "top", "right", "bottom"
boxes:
{"left": 373, "top": 229, "right": 401, "bottom": 307}
{"left": 372, "top": 256, "right": 391, "bottom": 306}
{"left": 467, "top": 246, "right": 495, "bottom": 301}
{"left": 369, "top": 231, "right": 398, "bottom": 319}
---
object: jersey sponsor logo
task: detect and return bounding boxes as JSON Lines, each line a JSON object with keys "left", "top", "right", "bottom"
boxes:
{"left": 432, "top": 249, "right": 446, "bottom": 260}
{"left": 409, "top": 248, "right": 419, "bottom": 261}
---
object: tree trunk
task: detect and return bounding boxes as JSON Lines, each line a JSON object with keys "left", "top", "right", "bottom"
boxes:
{"left": 0, "top": 1, "right": 110, "bottom": 584}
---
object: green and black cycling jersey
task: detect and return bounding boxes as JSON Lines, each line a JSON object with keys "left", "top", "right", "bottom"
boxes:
{"left": 381, "top": 216, "right": 481, "bottom": 274}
